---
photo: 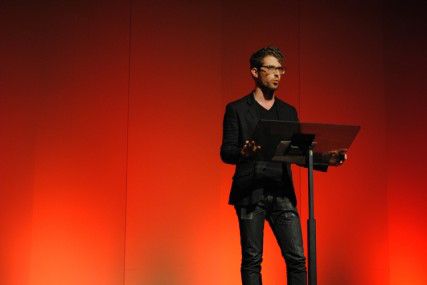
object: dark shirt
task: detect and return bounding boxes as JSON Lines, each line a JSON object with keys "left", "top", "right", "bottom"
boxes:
{"left": 256, "top": 99, "right": 279, "bottom": 119}
{"left": 236, "top": 99, "right": 293, "bottom": 206}
{"left": 254, "top": 100, "right": 279, "bottom": 161}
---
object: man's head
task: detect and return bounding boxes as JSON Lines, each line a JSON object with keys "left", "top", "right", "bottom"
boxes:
{"left": 250, "top": 46, "right": 286, "bottom": 91}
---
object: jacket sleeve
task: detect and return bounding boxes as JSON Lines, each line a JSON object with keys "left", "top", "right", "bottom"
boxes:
{"left": 220, "top": 103, "right": 243, "bottom": 165}
{"left": 312, "top": 153, "right": 329, "bottom": 172}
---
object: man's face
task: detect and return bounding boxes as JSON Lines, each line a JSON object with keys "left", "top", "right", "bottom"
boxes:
{"left": 252, "top": 55, "right": 284, "bottom": 91}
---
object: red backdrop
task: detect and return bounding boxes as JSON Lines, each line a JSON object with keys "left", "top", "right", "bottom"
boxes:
{"left": 1, "top": 0, "right": 426, "bottom": 284}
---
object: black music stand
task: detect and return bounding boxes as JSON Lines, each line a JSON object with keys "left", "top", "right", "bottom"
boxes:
{"left": 252, "top": 120, "right": 360, "bottom": 285}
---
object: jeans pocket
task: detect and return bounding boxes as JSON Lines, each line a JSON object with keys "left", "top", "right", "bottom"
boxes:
{"left": 275, "top": 195, "right": 296, "bottom": 211}
{"left": 235, "top": 205, "right": 261, "bottom": 220}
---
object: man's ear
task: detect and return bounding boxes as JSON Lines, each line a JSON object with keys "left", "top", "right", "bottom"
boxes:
{"left": 250, "top": 67, "right": 259, "bottom": 79}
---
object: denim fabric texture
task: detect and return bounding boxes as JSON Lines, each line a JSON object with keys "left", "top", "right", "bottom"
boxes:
{"left": 235, "top": 195, "right": 307, "bottom": 285}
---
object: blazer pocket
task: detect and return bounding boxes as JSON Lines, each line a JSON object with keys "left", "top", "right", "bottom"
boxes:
{"left": 232, "top": 162, "right": 255, "bottom": 189}
{"left": 254, "top": 161, "right": 283, "bottom": 182}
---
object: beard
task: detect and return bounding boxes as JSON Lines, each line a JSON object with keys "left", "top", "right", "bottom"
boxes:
{"left": 259, "top": 80, "right": 279, "bottom": 95}
{"left": 258, "top": 77, "right": 279, "bottom": 89}
{"left": 258, "top": 84, "right": 279, "bottom": 99}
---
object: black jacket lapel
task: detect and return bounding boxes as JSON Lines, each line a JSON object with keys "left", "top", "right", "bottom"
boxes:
{"left": 245, "top": 94, "right": 260, "bottom": 138}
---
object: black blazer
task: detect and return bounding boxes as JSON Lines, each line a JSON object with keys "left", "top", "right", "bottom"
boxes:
{"left": 220, "top": 93, "right": 327, "bottom": 205}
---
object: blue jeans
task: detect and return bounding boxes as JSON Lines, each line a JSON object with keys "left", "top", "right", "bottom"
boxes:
{"left": 235, "top": 195, "right": 307, "bottom": 285}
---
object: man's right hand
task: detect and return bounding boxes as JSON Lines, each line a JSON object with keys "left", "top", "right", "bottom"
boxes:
{"left": 240, "top": 140, "right": 261, "bottom": 158}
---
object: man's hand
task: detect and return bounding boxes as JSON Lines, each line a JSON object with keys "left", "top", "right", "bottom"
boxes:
{"left": 327, "top": 148, "right": 348, "bottom": 166}
{"left": 241, "top": 140, "right": 261, "bottom": 158}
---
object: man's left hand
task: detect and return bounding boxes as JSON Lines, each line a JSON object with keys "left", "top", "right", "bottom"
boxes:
{"left": 327, "top": 148, "right": 348, "bottom": 166}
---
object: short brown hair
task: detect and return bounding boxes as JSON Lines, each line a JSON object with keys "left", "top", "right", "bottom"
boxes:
{"left": 250, "top": 46, "right": 284, "bottom": 69}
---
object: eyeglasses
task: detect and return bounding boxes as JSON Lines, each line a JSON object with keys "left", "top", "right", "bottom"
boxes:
{"left": 259, "top": 65, "right": 286, "bottom": 75}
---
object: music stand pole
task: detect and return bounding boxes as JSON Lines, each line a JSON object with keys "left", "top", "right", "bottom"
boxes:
{"left": 307, "top": 147, "right": 317, "bottom": 285}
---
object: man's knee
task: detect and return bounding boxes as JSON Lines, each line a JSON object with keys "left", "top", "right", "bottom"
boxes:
{"left": 286, "top": 255, "right": 306, "bottom": 273}
{"left": 241, "top": 251, "right": 263, "bottom": 271}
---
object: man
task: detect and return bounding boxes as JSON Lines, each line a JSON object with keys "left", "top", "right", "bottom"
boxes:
{"left": 220, "top": 46, "right": 347, "bottom": 285}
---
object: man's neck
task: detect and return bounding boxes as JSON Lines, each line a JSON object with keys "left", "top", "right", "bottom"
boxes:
{"left": 253, "top": 86, "right": 275, "bottom": 104}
